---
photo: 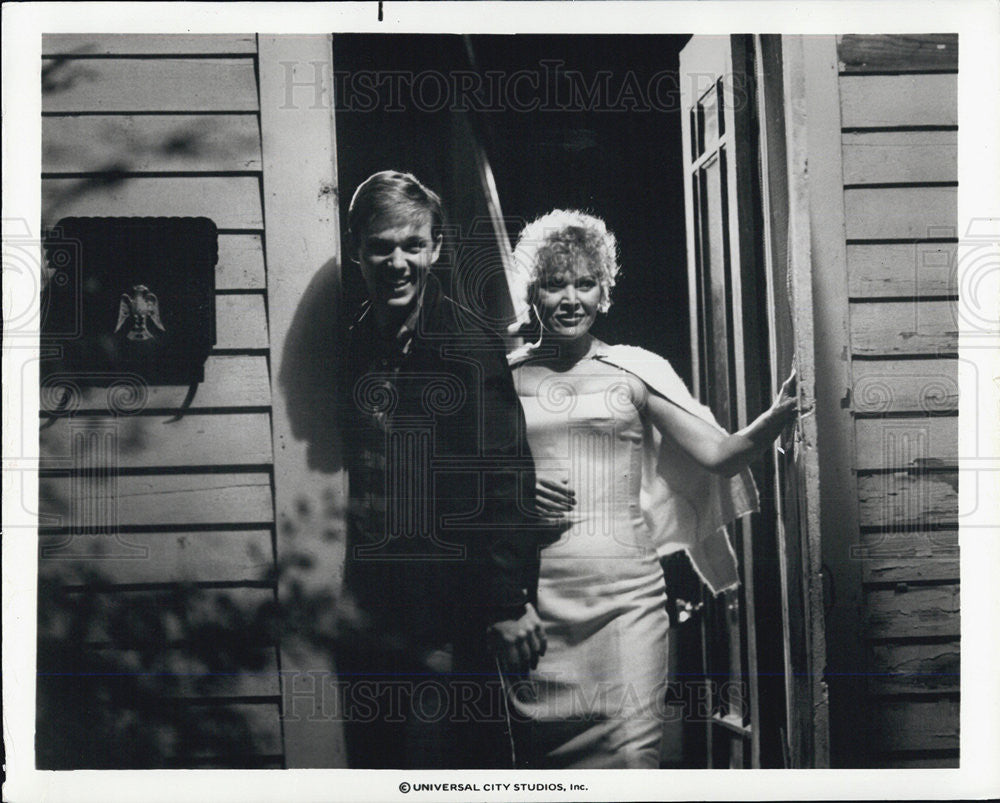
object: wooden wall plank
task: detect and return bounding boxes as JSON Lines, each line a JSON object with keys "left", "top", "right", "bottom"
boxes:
{"left": 42, "top": 176, "right": 263, "bottom": 230}
{"left": 869, "top": 641, "right": 960, "bottom": 695}
{"left": 40, "top": 412, "right": 273, "bottom": 469}
{"left": 41, "top": 355, "right": 271, "bottom": 413}
{"left": 43, "top": 34, "right": 258, "bottom": 56}
{"left": 44, "top": 115, "right": 262, "bottom": 173}
{"left": 96, "top": 645, "right": 280, "bottom": 698}
{"left": 850, "top": 300, "right": 957, "bottom": 356}
{"left": 39, "top": 528, "right": 273, "bottom": 585}
{"left": 837, "top": 34, "right": 958, "bottom": 73}
{"left": 859, "top": 530, "right": 959, "bottom": 584}
{"left": 218, "top": 235, "right": 266, "bottom": 290}
{"left": 39, "top": 586, "right": 275, "bottom": 643}
{"left": 839, "top": 74, "right": 957, "bottom": 128}
{"left": 42, "top": 58, "right": 259, "bottom": 113}
{"left": 841, "top": 131, "right": 957, "bottom": 184}
{"left": 878, "top": 755, "right": 959, "bottom": 769}
{"left": 216, "top": 294, "right": 269, "bottom": 349}
{"left": 847, "top": 243, "right": 957, "bottom": 298}
{"left": 39, "top": 472, "right": 274, "bottom": 527}
{"left": 185, "top": 702, "right": 283, "bottom": 757}
{"left": 844, "top": 187, "right": 957, "bottom": 240}
{"left": 852, "top": 359, "right": 958, "bottom": 413}
{"left": 865, "top": 585, "right": 959, "bottom": 639}
{"left": 854, "top": 417, "right": 957, "bottom": 471}
{"left": 856, "top": 472, "right": 957, "bottom": 529}
{"left": 869, "top": 698, "right": 959, "bottom": 751}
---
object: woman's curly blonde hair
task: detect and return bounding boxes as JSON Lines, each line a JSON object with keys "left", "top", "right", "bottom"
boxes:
{"left": 512, "top": 209, "right": 620, "bottom": 313}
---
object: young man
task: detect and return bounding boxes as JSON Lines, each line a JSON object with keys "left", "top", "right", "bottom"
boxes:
{"left": 336, "top": 171, "right": 544, "bottom": 768}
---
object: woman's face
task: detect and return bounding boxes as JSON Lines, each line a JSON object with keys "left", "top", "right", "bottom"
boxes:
{"left": 535, "top": 262, "right": 602, "bottom": 340}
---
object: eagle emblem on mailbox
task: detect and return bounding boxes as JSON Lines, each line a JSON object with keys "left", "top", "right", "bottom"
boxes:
{"left": 115, "top": 284, "right": 166, "bottom": 341}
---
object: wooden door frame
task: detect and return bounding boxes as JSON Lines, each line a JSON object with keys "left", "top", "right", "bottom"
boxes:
{"left": 777, "top": 34, "right": 833, "bottom": 767}
{"left": 259, "top": 35, "right": 345, "bottom": 768}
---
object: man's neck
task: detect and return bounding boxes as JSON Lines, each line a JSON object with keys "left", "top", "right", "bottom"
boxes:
{"left": 373, "top": 304, "right": 412, "bottom": 337}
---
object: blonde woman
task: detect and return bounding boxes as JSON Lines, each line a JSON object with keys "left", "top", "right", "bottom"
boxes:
{"left": 506, "top": 209, "right": 796, "bottom": 768}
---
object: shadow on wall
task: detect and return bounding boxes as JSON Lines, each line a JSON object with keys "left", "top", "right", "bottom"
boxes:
{"left": 35, "top": 478, "right": 348, "bottom": 769}
{"left": 279, "top": 257, "right": 344, "bottom": 474}
{"left": 36, "top": 255, "right": 353, "bottom": 768}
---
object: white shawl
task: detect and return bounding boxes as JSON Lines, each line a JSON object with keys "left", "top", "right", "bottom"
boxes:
{"left": 509, "top": 342, "right": 759, "bottom": 594}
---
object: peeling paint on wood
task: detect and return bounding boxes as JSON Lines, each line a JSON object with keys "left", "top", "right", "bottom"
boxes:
{"left": 868, "top": 641, "right": 960, "bottom": 694}
{"left": 858, "top": 529, "right": 959, "bottom": 584}
{"left": 850, "top": 301, "right": 957, "bottom": 356}
{"left": 864, "top": 584, "right": 959, "bottom": 639}
{"left": 837, "top": 34, "right": 958, "bottom": 73}
{"left": 854, "top": 417, "right": 957, "bottom": 471}
{"left": 856, "top": 472, "right": 958, "bottom": 528}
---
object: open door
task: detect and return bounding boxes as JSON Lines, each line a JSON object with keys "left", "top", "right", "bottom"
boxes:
{"left": 678, "top": 34, "right": 829, "bottom": 768}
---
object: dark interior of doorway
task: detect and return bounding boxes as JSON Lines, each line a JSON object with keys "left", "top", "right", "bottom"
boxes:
{"left": 333, "top": 33, "right": 692, "bottom": 382}
{"left": 332, "top": 33, "right": 778, "bottom": 769}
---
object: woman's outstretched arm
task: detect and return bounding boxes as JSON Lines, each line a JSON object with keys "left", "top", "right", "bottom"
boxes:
{"left": 640, "top": 372, "right": 798, "bottom": 477}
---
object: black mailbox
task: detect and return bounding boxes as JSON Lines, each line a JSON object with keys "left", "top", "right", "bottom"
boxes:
{"left": 43, "top": 217, "right": 218, "bottom": 385}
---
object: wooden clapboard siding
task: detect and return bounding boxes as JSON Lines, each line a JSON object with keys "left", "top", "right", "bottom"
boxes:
{"left": 864, "top": 585, "right": 960, "bottom": 639}
{"left": 39, "top": 528, "right": 273, "bottom": 585}
{"left": 877, "top": 754, "right": 959, "bottom": 769}
{"left": 843, "top": 187, "right": 957, "bottom": 240}
{"left": 44, "top": 115, "right": 262, "bottom": 173}
{"left": 42, "top": 58, "right": 259, "bottom": 113}
{"left": 847, "top": 243, "right": 957, "bottom": 298}
{"left": 868, "top": 641, "right": 960, "bottom": 695}
{"left": 216, "top": 294, "right": 269, "bottom": 349}
{"left": 850, "top": 301, "right": 957, "bottom": 356}
{"left": 181, "top": 702, "right": 283, "bottom": 759}
{"left": 868, "top": 698, "right": 960, "bottom": 752}
{"left": 39, "top": 471, "right": 275, "bottom": 528}
{"left": 40, "top": 412, "right": 273, "bottom": 469}
{"left": 38, "top": 34, "right": 283, "bottom": 767}
{"left": 859, "top": 530, "right": 959, "bottom": 584}
{"left": 98, "top": 645, "right": 281, "bottom": 698}
{"left": 841, "top": 131, "right": 957, "bottom": 185}
{"left": 805, "top": 34, "right": 962, "bottom": 769}
{"left": 839, "top": 74, "right": 957, "bottom": 128}
{"left": 218, "top": 235, "right": 266, "bottom": 289}
{"left": 42, "top": 176, "right": 263, "bottom": 230}
{"left": 39, "top": 584, "right": 274, "bottom": 655}
{"left": 43, "top": 34, "right": 257, "bottom": 56}
{"left": 854, "top": 417, "right": 957, "bottom": 471}
{"left": 837, "top": 34, "right": 958, "bottom": 73}
{"left": 852, "top": 360, "right": 958, "bottom": 413}
{"left": 856, "top": 472, "right": 957, "bottom": 529}
{"left": 41, "top": 355, "right": 271, "bottom": 413}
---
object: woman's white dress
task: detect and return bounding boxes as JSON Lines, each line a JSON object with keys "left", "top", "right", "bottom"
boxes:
{"left": 511, "top": 386, "right": 671, "bottom": 769}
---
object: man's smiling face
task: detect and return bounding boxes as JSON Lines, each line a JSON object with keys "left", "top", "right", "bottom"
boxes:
{"left": 356, "top": 211, "right": 442, "bottom": 320}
